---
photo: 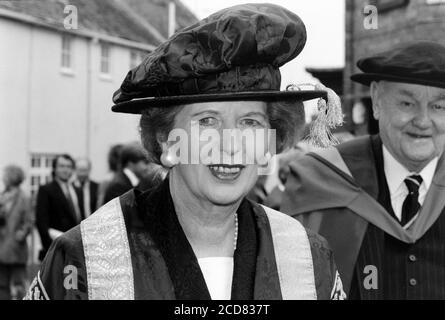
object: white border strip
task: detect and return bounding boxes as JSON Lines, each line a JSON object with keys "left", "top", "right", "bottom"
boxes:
{"left": 81, "top": 198, "right": 134, "bottom": 300}
{"left": 261, "top": 205, "right": 317, "bottom": 300}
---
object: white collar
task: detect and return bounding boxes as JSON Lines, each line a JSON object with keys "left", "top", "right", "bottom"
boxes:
{"left": 123, "top": 168, "right": 140, "bottom": 187}
{"left": 382, "top": 145, "right": 438, "bottom": 195}
{"left": 73, "top": 179, "right": 89, "bottom": 188}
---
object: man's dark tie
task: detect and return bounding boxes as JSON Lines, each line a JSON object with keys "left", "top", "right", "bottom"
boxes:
{"left": 64, "top": 183, "right": 81, "bottom": 223}
{"left": 401, "top": 175, "right": 423, "bottom": 227}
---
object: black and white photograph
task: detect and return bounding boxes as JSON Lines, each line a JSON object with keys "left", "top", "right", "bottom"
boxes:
{"left": 0, "top": 0, "right": 445, "bottom": 309}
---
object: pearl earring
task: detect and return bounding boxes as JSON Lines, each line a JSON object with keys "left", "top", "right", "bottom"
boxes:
{"left": 160, "top": 151, "right": 179, "bottom": 168}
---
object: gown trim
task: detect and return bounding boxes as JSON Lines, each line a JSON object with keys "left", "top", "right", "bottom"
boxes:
{"left": 261, "top": 205, "right": 317, "bottom": 299}
{"left": 81, "top": 198, "right": 135, "bottom": 300}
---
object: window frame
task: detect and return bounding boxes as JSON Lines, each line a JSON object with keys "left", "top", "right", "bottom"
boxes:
{"left": 100, "top": 42, "right": 112, "bottom": 78}
{"left": 29, "top": 153, "right": 57, "bottom": 199}
{"left": 60, "top": 34, "right": 75, "bottom": 75}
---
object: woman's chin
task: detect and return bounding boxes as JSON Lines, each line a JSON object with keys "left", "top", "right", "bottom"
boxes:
{"left": 204, "top": 184, "right": 246, "bottom": 206}
{"left": 208, "top": 196, "right": 243, "bottom": 206}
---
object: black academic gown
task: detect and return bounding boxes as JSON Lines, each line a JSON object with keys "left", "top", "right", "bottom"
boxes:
{"left": 25, "top": 179, "right": 344, "bottom": 300}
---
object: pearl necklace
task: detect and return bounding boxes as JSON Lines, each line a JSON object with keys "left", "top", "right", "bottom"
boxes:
{"left": 234, "top": 213, "right": 238, "bottom": 251}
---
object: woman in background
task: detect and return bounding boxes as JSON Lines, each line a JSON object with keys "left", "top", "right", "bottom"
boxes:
{"left": 0, "top": 165, "right": 33, "bottom": 299}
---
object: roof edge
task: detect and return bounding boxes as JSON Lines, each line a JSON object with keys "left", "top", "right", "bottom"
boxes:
{"left": 0, "top": 7, "right": 156, "bottom": 51}
{"left": 112, "top": 0, "right": 166, "bottom": 43}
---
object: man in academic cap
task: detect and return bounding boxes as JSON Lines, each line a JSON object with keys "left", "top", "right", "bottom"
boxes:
{"left": 281, "top": 41, "right": 445, "bottom": 299}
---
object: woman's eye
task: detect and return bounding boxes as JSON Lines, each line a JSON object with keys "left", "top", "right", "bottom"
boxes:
{"left": 240, "top": 118, "right": 264, "bottom": 128}
{"left": 199, "top": 117, "right": 218, "bottom": 127}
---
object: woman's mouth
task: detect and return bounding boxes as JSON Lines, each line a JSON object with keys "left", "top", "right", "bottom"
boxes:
{"left": 207, "top": 165, "right": 244, "bottom": 181}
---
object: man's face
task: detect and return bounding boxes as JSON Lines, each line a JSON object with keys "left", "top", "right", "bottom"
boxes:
{"left": 371, "top": 81, "right": 445, "bottom": 171}
{"left": 128, "top": 160, "right": 149, "bottom": 179}
{"left": 76, "top": 159, "right": 90, "bottom": 183}
{"left": 55, "top": 157, "right": 74, "bottom": 182}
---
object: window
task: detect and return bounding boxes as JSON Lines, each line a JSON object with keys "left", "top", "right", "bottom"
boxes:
{"left": 61, "top": 35, "right": 73, "bottom": 69}
{"left": 100, "top": 43, "right": 111, "bottom": 75}
{"left": 29, "top": 153, "right": 57, "bottom": 198}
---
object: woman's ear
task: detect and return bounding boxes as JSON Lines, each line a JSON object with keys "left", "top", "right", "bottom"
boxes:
{"left": 156, "top": 133, "right": 167, "bottom": 150}
{"left": 157, "top": 135, "right": 168, "bottom": 154}
{"left": 158, "top": 134, "right": 179, "bottom": 168}
{"left": 157, "top": 134, "right": 171, "bottom": 158}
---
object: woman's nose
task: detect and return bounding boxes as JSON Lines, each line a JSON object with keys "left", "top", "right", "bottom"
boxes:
{"left": 222, "top": 130, "right": 240, "bottom": 154}
{"left": 220, "top": 127, "right": 242, "bottom": 158}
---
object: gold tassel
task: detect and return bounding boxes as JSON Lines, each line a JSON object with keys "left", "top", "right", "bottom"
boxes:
{"left": 286, "top": 83, "right": 344, "bottom": 147}
{"left": 287, "top": 83, "right": 344, "bottom": 148}
{"left": 308, "top": 83, "right": 344, "bottom": 148}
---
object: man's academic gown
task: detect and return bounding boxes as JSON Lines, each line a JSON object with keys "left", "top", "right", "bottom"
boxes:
{"left": 281, "top": 135, "right": 445, "bottom": 299}
{"left": 25, "top": 179, "right": 345, "bottom": 300}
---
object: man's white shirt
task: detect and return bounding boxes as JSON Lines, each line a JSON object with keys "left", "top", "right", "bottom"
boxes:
{"left": 383, "top": 145, "right": 438, "bottom": 222}
{"left": 123, "top": 168, "right": 140, "bottom": 187}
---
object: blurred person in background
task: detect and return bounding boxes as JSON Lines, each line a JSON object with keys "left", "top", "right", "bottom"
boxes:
{"left": 35, "top": 154, "right": 82, "bottom": 261}
{"left": 137, "top": 162, "right": 168, "bottom": 192}
{"left": 264, "top": 147, "right": 305, "bottom": 210}
{"left": 74, "top": 158, "right": 98, "bottom": 218}
{"left": 103, "top": 142, "right": 149, "bottom": 203}
{"left": 96, "top": 144, "right": 123, "bottom": 207}
{"left": 0, "top": 165, "right": 33, "bottom": 300}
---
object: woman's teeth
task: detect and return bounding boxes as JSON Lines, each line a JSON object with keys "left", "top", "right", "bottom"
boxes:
{"left": 208, "top": 165, "right": 243, "bottom": 180}
{"left": 209, "top": 166, "right": 241, "bottom": 174}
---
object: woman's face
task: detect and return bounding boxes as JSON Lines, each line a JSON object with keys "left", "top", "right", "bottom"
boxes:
{"left": 166, "top": 100, "right": 271, "bottom": 206}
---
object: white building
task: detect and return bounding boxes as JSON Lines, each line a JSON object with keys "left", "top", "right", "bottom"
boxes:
{"left": 0, "top": 0, "right": 197, "bottom": 195}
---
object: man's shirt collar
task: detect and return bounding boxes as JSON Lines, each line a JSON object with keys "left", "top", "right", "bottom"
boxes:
{"left": 382, "top": 145, "right": 438, "bottom": 195}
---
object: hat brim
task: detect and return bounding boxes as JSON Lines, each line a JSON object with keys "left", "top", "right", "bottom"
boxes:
{"left": 351, "top": 73, "right": 445, "bottom": 89}
{"left": 112, "top": 90, "right": 327, "bottom": 114}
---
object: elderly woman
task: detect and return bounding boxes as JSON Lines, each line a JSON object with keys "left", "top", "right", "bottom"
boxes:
{"left": 26, "top": 3, "right": 345, "bottom": 300}
{"left": 0, "top": 165, "right": 33, "bottom": 299}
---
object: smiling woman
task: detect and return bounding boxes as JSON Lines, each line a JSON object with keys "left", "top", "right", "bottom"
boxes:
{"left": 139, "top": 98, "right": 305, "bottom": 165}
{"left": 25, "top": 3, "right": 345, "bottom": 301}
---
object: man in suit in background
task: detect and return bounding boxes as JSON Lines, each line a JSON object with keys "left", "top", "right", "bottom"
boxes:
{"left": 281, "top": 41, "right": 445, "bottom": 299}
{"left": 74, "top": 158, "right": 98, "bottom": 218}
{"left": 36, "top": 154, "right": 82, "bottom": 260}
{"left": 103, "top": 143, "right": 149, "bottom": 203}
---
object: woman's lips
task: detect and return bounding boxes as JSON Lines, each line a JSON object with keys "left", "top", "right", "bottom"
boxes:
{"left": 207, "top": 164, "right": 245, "bottom": 181}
